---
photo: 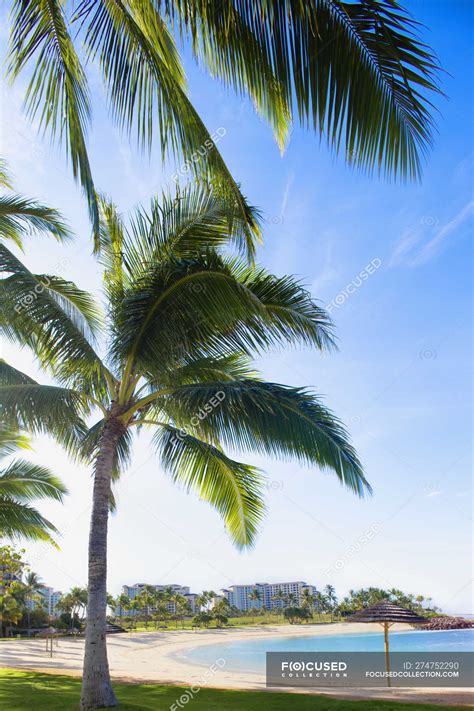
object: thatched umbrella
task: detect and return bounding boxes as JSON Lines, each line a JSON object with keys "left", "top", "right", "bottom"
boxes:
{"left": 347, "top": 601, "right": 426, "bottom": 686}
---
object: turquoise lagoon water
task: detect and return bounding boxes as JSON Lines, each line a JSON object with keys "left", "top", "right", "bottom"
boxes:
{"left": 180, "top": 629, "right": 474, "bottom": 674}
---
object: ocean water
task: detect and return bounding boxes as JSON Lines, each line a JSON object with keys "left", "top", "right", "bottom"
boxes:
{"left": 180, "top": 628, "right": 474, "bottom": 674}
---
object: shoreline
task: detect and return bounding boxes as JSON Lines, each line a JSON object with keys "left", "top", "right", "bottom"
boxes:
{"left": 1, "top": 622, "right": 472, "bottom": 707}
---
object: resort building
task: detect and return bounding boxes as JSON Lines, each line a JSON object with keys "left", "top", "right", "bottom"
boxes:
{"left": 221, "top": 581, "right": 317, "bottom": 612}
{"left": 117, "top": 583, "right": 199, "bottom": 616}
{"left": 26, "top": 585, "right": 63, "bottom": 616}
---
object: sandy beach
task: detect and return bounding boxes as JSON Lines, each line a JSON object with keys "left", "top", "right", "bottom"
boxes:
{"left": 1, "top": 622, "right": 472, "bottom": 707}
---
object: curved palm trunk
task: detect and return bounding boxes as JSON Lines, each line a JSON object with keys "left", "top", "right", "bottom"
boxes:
{"left": 81, "top": 417, "right": 123, "bottom": 710}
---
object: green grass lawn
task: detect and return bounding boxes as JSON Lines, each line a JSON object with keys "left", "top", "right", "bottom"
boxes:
{"left": 0, "top": 670, "right": 464, "bottom": 711}
{"left": 126, "top": 613, "right": 337, "bottom": 633}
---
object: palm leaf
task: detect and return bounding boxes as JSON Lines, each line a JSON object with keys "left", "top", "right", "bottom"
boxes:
{"left": 0, "top": 460, "right": 68, "bottom": 501}
{"left": 157, "top": 379, "right": 370, "bottom": 497}
{"left": 125, "top": 184, "right": 261, "bottom": 264}
{"left": 0, "top": 244, "right": 113, "bottom": 396}
{"left": 75, "top": 0, "right": 260, "bottom": 255}
{"left": 165, "top": 0, "right": 442, "bottom": 179}
{"left": 0, "top": 159, "right": 13, "bottom": 189}
{"left": 0, "top": 498, "right": 60, "bottom": 545}
{"left": 0, "top": 429, "right": 31, "bottom": 458}
{"left": 155, "top": 423, "right": 266, "bottom": 547}
{"left": 0, "top": 382, "right": 88, "bottom": 455}
{"left": 111, "top": 251, "right": 265, "bottom": 372}
{"left": 8, "top": 0, "right": 99, "bottom": 241}
{"left": 0, "top": 193, "right": 71, "bottom": 246}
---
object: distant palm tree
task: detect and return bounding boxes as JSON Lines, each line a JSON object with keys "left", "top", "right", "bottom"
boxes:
{"left": 314, "top": 591, "right": 327, "bottom": 621}
{"left": 0, "top": 430, "right": 67, "bottom": 545}
{"left": 272, "top": 588, "right": 287, "bottom": 612}
{"left": 194, "top": 594, "right": 207, "bottom": 612}
{"left": 129, "top": 598, "right": 142, "bottom": 630}
{"left": 136, "top": 589, "right": 155, "bottom": 629}
{"left": 23, "top": 570, "right": 43, "bottom": 632}
{"left": 0, "top": 185, "right": 369, "bottom": 708}
{"left": 324, "top": 584, "right": 337, "bottom": 621}
{"left": 248, "top": 587, "right": 262, "bottom": 610}
{"left": 115, "top": 594, "right": 131, "bottom": 619}
{"left": 56, "top": 588, "right": 87, "bottom": 631}
{"left": 6, "top": 1, "right": 441, "bottom": 250}
{"left": 301, "top": 589, "right": 315, "bottom": 616}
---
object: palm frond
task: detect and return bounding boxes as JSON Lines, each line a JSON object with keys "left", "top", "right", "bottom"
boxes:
{"left": 0, "top": 360, "right": 37, "bottom": 387}
{"left": 113, "top": 251, "right": 334, "bottom": 376}
{"left": 0, "top": 382, "right": 88, "bottom": 455}
{"left": 0, "top": 460, "right": 68, "bottom": 501}
{"left": 157, "top": 380, "right": 370, "bottom": 497}
{"left": 0, "top": 499, "right": 60, "bottom": 545}
{"left": 0, "top": 159, "right": 13, "bottom": 189}
{"left": 8, "top": 0, "right": 99, "bottom": 240}
{"left": 111, "top": 251, "right": 265, "bottom": 371}
{"left": 160, "top": 354, "right": 258, "bottom": 386}
{"left": 0, "top": 429, "right": 31, "bottom": 458}
{"left": 0, "top": 244, "right": 112, "bottom": 396}
{"left": 164, "top": 0, "right": 442, "bottom": 179}
{"left": 155, "top": 423, "right": 266, "bottom": 547}
{"left": 126, "top": 184, "right": 260, "bottom": 265}
{"left": 97, "top": 193, "right": 126, "bottom": 296}
{"left": 0, "top": 194, "right": 71, "bottom": 246}
{"left": 75, "top": 0, "right": 259, "bottom": 255}
{"left": 230, "top": 260, "right": 336, "bottom": 351}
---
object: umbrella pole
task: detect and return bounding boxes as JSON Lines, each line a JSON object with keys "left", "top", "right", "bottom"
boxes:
{"left": 383, "top": 622, "right": 391, "bottom": 687}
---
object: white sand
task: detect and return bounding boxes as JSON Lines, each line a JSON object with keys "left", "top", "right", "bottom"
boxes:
{"left": 1, "top": 622, "right": 472, "bottom": 706}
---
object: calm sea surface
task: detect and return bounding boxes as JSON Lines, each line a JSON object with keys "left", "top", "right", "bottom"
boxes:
{"left": 180, "top": 628, "right": 474, "bottom": 674}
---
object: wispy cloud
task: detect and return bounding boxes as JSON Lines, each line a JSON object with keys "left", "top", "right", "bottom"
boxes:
{"left": 279, "top": 172, "right": 294, "bottom": 219}
{"left": 425, "top": 490, "right": 443, "bottom": 499}
{"left": 390, "top": 200, "right": 474, "bottom": 267}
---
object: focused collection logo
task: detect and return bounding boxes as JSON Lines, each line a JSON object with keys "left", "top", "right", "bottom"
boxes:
{"left": 280, "top": 660, "right": 348, "bottom": 678}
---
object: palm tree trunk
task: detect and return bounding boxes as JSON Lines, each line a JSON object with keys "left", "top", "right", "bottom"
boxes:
{"left": 81, "top": 417, "right": 123, "bottom": 710}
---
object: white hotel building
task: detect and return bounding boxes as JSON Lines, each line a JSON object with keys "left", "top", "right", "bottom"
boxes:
{"left": 118, "top": 583, "right": 198, "bottom": 615}
{"left": 26, "top": 585, "right": 63, "bottom": 616}
{"left": 221, "top": 581, "right": 317, "bottom": 612}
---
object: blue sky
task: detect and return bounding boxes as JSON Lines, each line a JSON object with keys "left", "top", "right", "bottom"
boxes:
{"left": 0, "top": 1, "right": 472, "bottom": 613}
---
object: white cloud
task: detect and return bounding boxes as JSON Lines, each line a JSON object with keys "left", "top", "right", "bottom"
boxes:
{"left": 390, "top": 200, "right": 474, "bottom": 267}
{"left": 411, "top": 201, "right": 474, "bottom": 266}
{"left": 279, "top": 172, "right": 294, "bottom": 219}
{"left": 425, "top": 490, "right": 443, "bottom": 498}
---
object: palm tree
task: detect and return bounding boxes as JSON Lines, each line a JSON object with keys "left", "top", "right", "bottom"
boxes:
{"left": 129, "top": 598, "right": 141, "bottom": 630}
{"left": 0, "top": 430, "right": 68, "bottom": 545}
{"left": 248, "top": 587, "right": 262, "bottom": 610}
{"left": 0, "top": 585, "right": 23, "bottom": 638}
{"left": 301, "top": 588, "right": 315, "bottom": 617}
{"left": 60, "top": 587, "right": 88, "bottom": 631}
{"left": 272, "top": 587, "right": 287, "bottom": 612}
{"left": 23, "top": 570, "right": 43, "bottom": 632}
{"left": 6, "top": 1, "right": 441, "bottom": 247}
{"left": 324, "top": 584, "right": 337, "bottom": 621}
{"left": 173, "top": 594, "right": 191, "bottom": 629}
{"left": 212, "top": 598, "right": 231, "bottom": 628}
{"left": 314, "top": 591, "right": 326, "bottom": 621}
{"left": 194, "top": 593, "right": 207, "bottom": 612}
{"left": 115, "top": 594, "right": 131, "bottom": 619}
{"left": 136, "top": 589, "right": 156, "bottom": 629}
{"left": 0, "top": 186, "right": 369, "bottom": 709}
